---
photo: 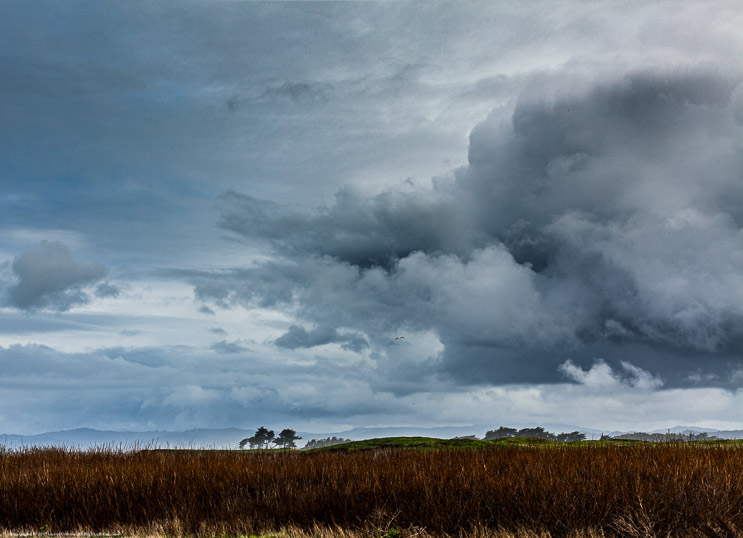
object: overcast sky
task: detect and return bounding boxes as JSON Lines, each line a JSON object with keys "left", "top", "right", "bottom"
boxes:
{"left": 2, "top": 1, "right": 743, "bottom": 435}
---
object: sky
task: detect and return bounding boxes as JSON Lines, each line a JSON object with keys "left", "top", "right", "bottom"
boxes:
{"left": 2, "top": 1, "right": 743, "bottom": 435}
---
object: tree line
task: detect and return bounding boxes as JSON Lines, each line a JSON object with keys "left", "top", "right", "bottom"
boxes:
{"left": 238, "top": 426, "right": 589, "bottom": 450}
{"left": 239, "top": 427, "right": 302, "bottom": 449}
{"left": 239, "top": 428, "right": 352, "bottom": 450}
{"left": 303, "top": 436, "right": 352, "bottom": 449}
{"left": 483, "top": 426, "right": 586, "bottom": 442}
{"left": 240, "top": 425, "right": 721, "bottom": 449}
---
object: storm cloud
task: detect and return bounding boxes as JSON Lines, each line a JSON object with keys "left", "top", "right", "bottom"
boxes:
{"left": 4, "top": 1, "right": 743, "bottom": 435}
{"left": 275, "top": 324, "right": 369, "bottom": 352}
{"left": 210, "top": 66, "right": 743, "bottom": 387}
{"left": 4, "top": 241, "right": 108, "bottom": 311}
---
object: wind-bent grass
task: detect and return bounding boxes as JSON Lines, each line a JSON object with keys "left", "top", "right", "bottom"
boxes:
{"left": 2, "top": 441, "right": 743, "bottom": 536}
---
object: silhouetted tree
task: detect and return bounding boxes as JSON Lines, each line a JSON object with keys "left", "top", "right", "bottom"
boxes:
{"left": 517, "top": 427, "right": 556, "bottom": 440}
{"left": 239, "top": 426, "right": 275, "bottom": 449}
{"left": 275, "top": 428, "right": 302, "bottom": 449}
{"left": 557, "top": 431, "right": 586, "bottom": 443}
{"left": 483, "top": 427, "right": 518, "bottom": 440}
{"left": 303, "top": 436, "right": 352, "bottom": 449}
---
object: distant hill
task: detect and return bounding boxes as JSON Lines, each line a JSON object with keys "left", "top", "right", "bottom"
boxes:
{"left": 0, "top": 424, "right": 591, "bottom": 449}
{"left": 2, "top": 424, "right": 738, "bottom": 449}
{"left": 0, "top": 427, "right": 255, "bottom": 449}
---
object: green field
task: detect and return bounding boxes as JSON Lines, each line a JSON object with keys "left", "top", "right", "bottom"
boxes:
{"left": 306, "top": 435, "right": 743, "bottom": 451}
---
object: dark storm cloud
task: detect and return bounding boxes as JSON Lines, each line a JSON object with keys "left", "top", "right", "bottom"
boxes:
{"left": 275, "top": 324, "right": 369, "bottom": 352}
{"left": 4, "top": 241, "right": 107, "bottom": 311}
{"left": 209, "top": 66, "right": 743, "bottom": 387}
{"left": 218, "top": 187, "right": 475, "bottom": 268}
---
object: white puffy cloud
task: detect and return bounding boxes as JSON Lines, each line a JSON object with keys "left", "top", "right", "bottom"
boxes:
{"left": 559, "top": 359, "right": 663, "bottom": 390}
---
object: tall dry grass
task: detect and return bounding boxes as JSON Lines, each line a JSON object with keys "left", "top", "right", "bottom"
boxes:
{"left": 1, "top": 444, "right": 743, "bottom": 536}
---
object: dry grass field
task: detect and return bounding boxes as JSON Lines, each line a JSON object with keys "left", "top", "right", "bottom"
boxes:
{"left": 2, "top": 441, "right": 743, "bottom": 537}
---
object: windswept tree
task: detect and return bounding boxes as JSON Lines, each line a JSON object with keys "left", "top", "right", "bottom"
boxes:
{"left": 483, "top": 427, "right": 518, "bottom": 440}
{"left": 275, "top": 428, "right": 302, "bottom": 449}
{"left": 239, "top": 426, "right": 275, "bottom": 449}
{"left": 238, "top": 433, "right": 261, "bottom": 449}
{"left": 517, "top": 427, "right": 556, "bottom": 440}
{"left": 483, "top": 426, "right": 558, "bottom": 441}
{"left": 303, "top": 436, "right": 351, "bottom": 449}
{"left": 556, "top": 431, "right": 586, "bottom": 443}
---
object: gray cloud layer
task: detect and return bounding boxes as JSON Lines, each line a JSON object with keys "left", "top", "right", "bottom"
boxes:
{"left": 4, "top": 241, "right": 107, "bottom": 311}
{"left": 201, "top": 66, "right": 743, "bottom": 388}
{"left": 8, "top": 339, "right": 738, "bottom": 436}
{"left": 4, "top": 1, "right": 743, "bottom": 434}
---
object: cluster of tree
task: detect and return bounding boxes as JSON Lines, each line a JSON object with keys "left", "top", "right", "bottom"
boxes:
{"left": 239, "top": 427, "right": 302, "bottom": 449}
{"left": 302, "top": 436, "right": 352, "bottom": 449}
{"left": 483, "top": 426, "right": 586, "bottom": 443}
{"left": 608, "top": 431, "right": 716, "bottom": 442}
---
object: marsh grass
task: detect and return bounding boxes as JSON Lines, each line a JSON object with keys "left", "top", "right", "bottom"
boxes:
{"left": 2, "top": 442, "right": 743, "bottom": 536}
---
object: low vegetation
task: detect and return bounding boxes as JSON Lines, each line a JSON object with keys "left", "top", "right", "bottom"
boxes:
{"left": 3, "top": 440, "right": 743, "bottom": 537}
{"left": 302, "top": 436, "right": 352, "bottom": 450}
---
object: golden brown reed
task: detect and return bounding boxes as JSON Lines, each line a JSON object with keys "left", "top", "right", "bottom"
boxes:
{"left": 1, "top": 444, "right": 743, "bottom": 537}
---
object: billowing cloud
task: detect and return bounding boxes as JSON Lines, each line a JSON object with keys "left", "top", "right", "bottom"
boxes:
{"left": 4, "top": 241, "right": 107, "bottom": 311}
{"left": 4, "top": 1, "right": 743, "bottom": 435}
{"left": 204, "top": 66, "right": 743, "bottom": 388}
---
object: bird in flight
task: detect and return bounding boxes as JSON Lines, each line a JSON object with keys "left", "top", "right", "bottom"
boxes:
{"left": 394, "top": 336, "right": 404, "bottom": 340}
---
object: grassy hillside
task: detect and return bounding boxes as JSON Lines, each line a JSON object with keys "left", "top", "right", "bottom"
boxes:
{"left": 307, "top": 436, "right": 494, "bottom": 451}
{"left": 308, "top": 435, "right": 743, "bottom": 451}
{"left": 307, "top": 435, "right": 611, "bottom": 451}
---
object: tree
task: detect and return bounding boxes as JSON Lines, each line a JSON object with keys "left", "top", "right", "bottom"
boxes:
{"left": 239, "top": 426, "right": 275, "bottom": 450}
{"left": 238, "top": 437, "right": 253, "bottom": 449}
{"left": 483, "top": 427, "right": 518, "bottom": 440}
{"left": 517, "top": 427, "right": 556, "bottom": 440}
{"left": 303, "top": 436, "right": 351, "bottom": 449}
{"left": 254, "top": 426, "right": 275, "bottom": 448}
{"left": 556, "top": 431, "right": 586, "bottom": 443}
{"left": 275, "top": 428, "right": 302, "bottom": 449}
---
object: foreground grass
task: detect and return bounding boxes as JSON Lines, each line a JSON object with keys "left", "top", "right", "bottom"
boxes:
{"left": 3, "top": 441, "right": 743, "bottom": 536}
